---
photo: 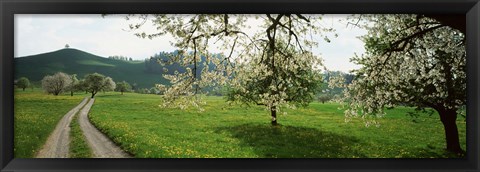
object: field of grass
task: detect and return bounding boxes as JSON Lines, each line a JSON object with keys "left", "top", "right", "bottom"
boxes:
{"left": 14, "top": 88, "right": 85, "bottom": 158}
{"left": 88, "top": 92, "right": 467, "bottom": 158}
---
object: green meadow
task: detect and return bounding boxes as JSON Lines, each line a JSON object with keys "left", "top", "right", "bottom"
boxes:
{"left": 14, "top": 89, "right": 467, "bottom": 158}
{"left": 86, "top": 92, "right": 466, "bottom": 158}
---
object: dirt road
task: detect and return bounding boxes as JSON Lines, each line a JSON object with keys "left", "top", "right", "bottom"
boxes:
{"left": 36, "top": 97, "right": 89, "bottom": 158}
{"left": 77, "top": 98, "right": 131, "bottom": 158}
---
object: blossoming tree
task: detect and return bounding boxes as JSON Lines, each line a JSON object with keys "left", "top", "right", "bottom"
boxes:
{"left": 226, "top": 40, "right": 324, "bottom": 125}
{"left": 84, "top": 73, "right": 116, "bottom": 98}
{"left": 343, "top": 14, "right": 466, "bottom": 154}
{"left": 41, "top": 72, "right": 72, "bottom": 96}
{"left": 120, "top": 14, "right": 333, "bottom": 124}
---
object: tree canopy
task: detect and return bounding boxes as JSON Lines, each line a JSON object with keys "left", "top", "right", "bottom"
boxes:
{"left": 116, "top": 81, "right": 132, "bottom": 95}
{"left": 103, "top": 77, "right": 117, "bottom": 92}
{"left": 16, "top": 77, "right": 30, "bottom": 91}
{"left": 65, "top": 74, "right": 79, "bottom": 96}
{"left": 41, "top": 72, "right": 72, "bottom": 96}
{"left": 342, "top": 14, "right": 466, "bottom": 154}
{"left": 84, "top": 73, "right": 116, "bottom": 98}
{"left": 226, "top": 40, "right": 324, "bottom": 125}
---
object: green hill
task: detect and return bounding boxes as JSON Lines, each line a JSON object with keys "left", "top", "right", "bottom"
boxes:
{"left": 14, "top": 48, "right": 168, "bottom": 89}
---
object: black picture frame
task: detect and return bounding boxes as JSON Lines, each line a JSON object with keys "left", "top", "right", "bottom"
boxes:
{"left": 1, "top": 0, "right": 479, "bottom": 172}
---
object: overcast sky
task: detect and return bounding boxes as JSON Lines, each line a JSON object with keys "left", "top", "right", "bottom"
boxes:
{"left": 15, "top": 14, "right": 366, "bottom": 73}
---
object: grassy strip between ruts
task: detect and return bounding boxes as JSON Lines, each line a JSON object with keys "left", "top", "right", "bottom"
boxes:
{"left": 69, "top": 98, "right": 92, "bottom": 158}
{"left": 14, "top": 88, "right": 85, "bottom": 158}
{"left": 88, "top": 92, "right": 466, "bottom": 158}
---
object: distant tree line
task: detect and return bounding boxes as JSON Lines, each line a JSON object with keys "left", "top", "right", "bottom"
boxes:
{"left": 15, "top": 77, "right": 31, "bottom": 91}
{"left": 108, "top": 55, "right": 133, "bottom": 62}
{"left": 33, "top": 72, "right": 136, "bottom": 98}
{"left": 16, "top": 70, "right": 352, "bottom": 101}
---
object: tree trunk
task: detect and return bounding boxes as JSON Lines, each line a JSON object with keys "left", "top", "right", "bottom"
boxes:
{"left": 22, "top": 88, "right": 25, "bottom": 91}
{"left": 271, "top": 106, "right": 278, "bottom": 126}
{"left": 438, "top": 108, "right": 463, "bottom": 154}
{"left": 71, "top": 91, "right": 73, "bottom": 96}
{"left": 91, "top": 91, "right": 96, "bottom": 98}
{"left": 121, "top": 91, "right": 124, "bottom": 95}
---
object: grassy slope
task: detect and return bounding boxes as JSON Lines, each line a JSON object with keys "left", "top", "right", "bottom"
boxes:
{"left": 89, "top": 92, "right": 466, "bottom": 158}
{"left": 14, "top": 89, "right": 84, "bottom": 158}
{"left": 14, "top": 48, "right": 167, "bottom": 88}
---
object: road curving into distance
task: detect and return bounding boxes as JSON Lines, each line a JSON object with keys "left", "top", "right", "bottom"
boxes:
{"left": 36, "top": 97, "right": 89, "bottom": 158}
{"left": 36, "top": 97, "right": 131, "bottom": 158}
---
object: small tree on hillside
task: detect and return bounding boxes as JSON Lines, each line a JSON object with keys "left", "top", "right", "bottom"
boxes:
{"left": 41, "top": 72, "right": 72, "bottom": 96}
{"left": 115, "top": 81, "right": 132, "bottom": 95}
{"left": 16, "top": 77, "right": 30, "bottom": 91}
{"left": 84, "top": 73, "right": 114, "bottom": 98}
